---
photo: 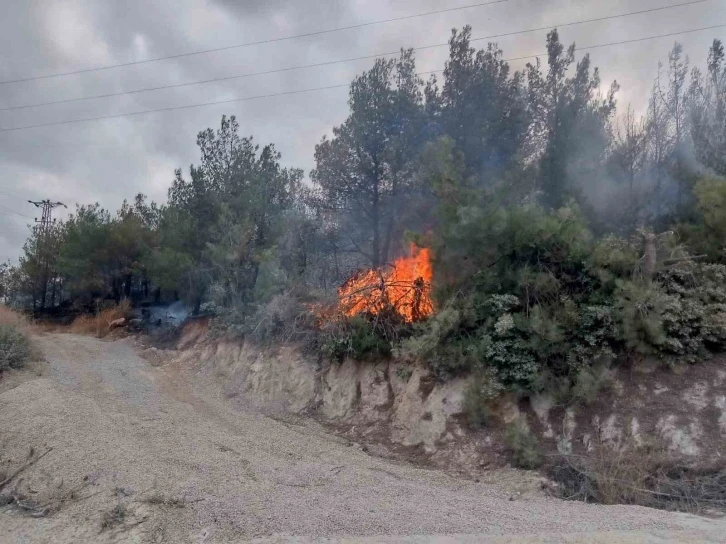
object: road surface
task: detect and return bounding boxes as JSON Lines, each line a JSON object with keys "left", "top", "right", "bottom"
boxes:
{"left": 0, "top": 333, "right": 724, "bottom": 543}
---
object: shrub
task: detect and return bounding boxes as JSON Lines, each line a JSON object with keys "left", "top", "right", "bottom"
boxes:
{"left": 550, "top": 442, "right": 726, "bottom": 512}
{"left": 394, "top": 366, "right": 413, "bottom": 381}
{"left": 613, "top": 263, "right": 726, "bottom": 365}
{"left": 237, "top": 292, "right": 318, "bottom": 346}
{"left": 400, "top": 201, "right": 726, "bottom": 393}
{"left": 462, "top": 367, "right": 504, "bottom": 428}
{"left": 678, "top": 175, "right": 726, "bottom": 262}
{"left": 400, "top": 205, "right": 625, "bottom": 389}
{"left": 505, "top": 420, "right": 541, "bottom": 469}
{"left": 319, "top": 314, "right": 397, "bottom": 361}
{"left": 0, "top": 324, "right": 31, "bottom": 371}
{"left": 100, "top": 503, "right": 127, "bottom": 531}
{"left": 569, "top": 365, "right": 613, "bottom": 405}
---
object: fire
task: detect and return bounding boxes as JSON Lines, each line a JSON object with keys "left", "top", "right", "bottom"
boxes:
{"left": 338, "top": 245, "right": 434, "bottom": 323}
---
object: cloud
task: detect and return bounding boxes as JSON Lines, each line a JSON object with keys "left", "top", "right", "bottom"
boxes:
{"left": 0, "top": 0, "right": 722, "bottom": 261}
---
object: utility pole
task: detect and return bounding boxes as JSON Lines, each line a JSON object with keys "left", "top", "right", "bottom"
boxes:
{"left": 28, "top": 199, "right": 66, "bottom": 310}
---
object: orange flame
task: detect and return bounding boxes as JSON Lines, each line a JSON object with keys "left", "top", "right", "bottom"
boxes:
{"left": 338, "top": 245, "right": 434, "bottom": 323}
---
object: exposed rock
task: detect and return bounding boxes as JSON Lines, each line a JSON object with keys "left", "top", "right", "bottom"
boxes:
{"left": 682, "top": 382, "right": 709, "bottom": 411}
{"left": 530, "top": 394, "right": 555, "bottom": 439}
{"left": 714, "top": 396, "right": 726, "bottom": 436}
{"left": 630, "top": 417, "right": 643, "bottom": 447}
{"left": 599, "top": 414, "right": 622, "bottom": 448}
{"left": 108, "top": 318, "right": 126, "bottom": 330}
{"left": 653, "top": 383, "right": 669, "bottom": 395}
{"left": 657, "top": 415, "right": 702, "bottom": 456}
{"left": 556, "top": 408, "right": 576, "bottom": 454}
{"left": 168, "top": 320, "right": 726, "bottom": 468}
{"left": 322, "top": 359, "right": 360, "bottom": 419}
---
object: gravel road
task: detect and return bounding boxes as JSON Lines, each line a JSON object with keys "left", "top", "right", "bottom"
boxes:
{"left": 1, "top": 333, "right": 724, "bottom": 543}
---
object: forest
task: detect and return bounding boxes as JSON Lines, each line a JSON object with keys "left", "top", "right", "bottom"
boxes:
{"left": 3, "top": 28, "right": 726, "bottom": 395}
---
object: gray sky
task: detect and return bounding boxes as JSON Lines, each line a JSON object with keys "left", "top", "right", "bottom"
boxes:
{"left": 0, "top": 0, "right": 724, "bottom": 262}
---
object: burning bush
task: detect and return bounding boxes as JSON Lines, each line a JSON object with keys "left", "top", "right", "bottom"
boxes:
{"left": 338, "top": 245, "right": 434, "bottom": 324}
{"left": 315, "top": 245, "right": 435, "bottom": 362}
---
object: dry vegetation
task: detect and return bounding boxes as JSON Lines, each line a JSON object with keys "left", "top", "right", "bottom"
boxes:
{"left": 100, "top": 503, "right": 128, "bottom": 531}
{"left": 69, "top": 300, "right": 131, "bottom": 338}
{"left": 550, "top": 442, "right": 726, "bottom": 513}
{"left": 140, "top": 492, "right": 186, "bottom": 508}
{"left": 0, "top": 306, "right": 35, "bottom": 372}
{"left": 0, "top": 305, "right": 29, "bottom": 329}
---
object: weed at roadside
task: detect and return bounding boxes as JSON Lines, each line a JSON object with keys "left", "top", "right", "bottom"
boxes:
{"left": 549, "top": 441, "right": 726, "bottom": 513}
{"left": 0, "top": 324, "right": 31, "bottom": 371}
{"left": 141, "top": 492, "right": 186, "bottom": 508}
{"left": 506, "top": 419, "right": 542, "bottom": 469}
{"left": 100, "top": 503, "right": 127, "bottom": 531}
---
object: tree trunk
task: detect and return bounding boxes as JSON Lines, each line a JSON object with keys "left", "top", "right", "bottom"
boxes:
{"left": 643, "top": 233, "right": 657, "bottom": 280}
{"left": 371, "top": 156, "right": 381, "bottom": 268}
{"left": 124, "top": 274, "right": 132, "bottom": 299}
{"left": 50, "top": 274, "right": 57, "bottom": 308}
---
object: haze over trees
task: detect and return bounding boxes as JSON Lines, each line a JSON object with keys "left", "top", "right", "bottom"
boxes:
{"left": 5, "top": 29, "right": 726, "bottom": 392}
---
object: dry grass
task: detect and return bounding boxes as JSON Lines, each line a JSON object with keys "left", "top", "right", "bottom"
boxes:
{"left": 70, "top": 300, "right": 131, "bottom": 338}
{"left": 100, "top": 503, "right": 127, "bottom": 530}
{"left": 0, "top": 305, "right": 29, "bottom": 329}
{"left": 140, "top": 492, "right": 186, "bottom": 508}
{"left": 549, "top": 441, "right": 726, "bottom": 513}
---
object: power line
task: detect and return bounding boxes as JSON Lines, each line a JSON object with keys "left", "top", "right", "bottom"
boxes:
{"left": 467, "top": 0, "right": 712, "bottom": 46}
{"left": 0, "top": 2, "right": 717, "bottom": 113}
{"left": 0, "top": 202, "right": 32, "bottom": 219}
{"left": 0, "top": 188, "right": 27, "bottom": 199}
{"left": 1, "top": 22, "right": 724, "bottom": 133}
{"left": 0, "top": 0, "right": 709, "bottom": 88}
{"left": 503, "top": 23, "right": 726, "bottom": 61}
{"left": 0, "top": 82, "right": 355, "bottom": 132}
{"left": 0, "top": 0, "right": 508, "bottom": 86}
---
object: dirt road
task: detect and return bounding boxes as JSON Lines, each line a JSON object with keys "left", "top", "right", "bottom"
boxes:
{"left": 1, "top": 333, "right": 724, "bottom": 543}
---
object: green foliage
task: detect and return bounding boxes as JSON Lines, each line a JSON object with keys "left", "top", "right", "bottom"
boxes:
{"left": 438, "top": 27, "right": 530, "bottom": 182}
{"left": 680, "top": 176, "right": 726, "bottom": 261}
{"left": 462, "top": 368, "right": 504, "bottom": 428}
{"left": 394, "top": 366, "right": 413, "bottom": 382}
{"left": 145, "top": 248, "right": 194, "bottom": 293}
{"left": 320, "top": 315, "right": 396, "bottom": 362}
{"left": 570, "top": 365, "right": 614, "bottom": 405}
{"left": 614, "top": 280, "right": 668, "bottom": 354}
{"left": 538, "top": 364, "right": 614, "bottom": 407}
{"left": 608, "top": 263, "right": 726, "bottom": 365}
{"left": 311, "top": 49, "right": 426, "bottom": 268}
{"left": 527, "top": 29, "right": 618, "bottom": 210}
{"left": 506, "top": 420, "right": 542, "bottom": 469}
{"left": 403, "top": 203, "right": 620, "bottom": 388}
{"left": 0, "top": 324, "right": 31, "bottom": 371}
